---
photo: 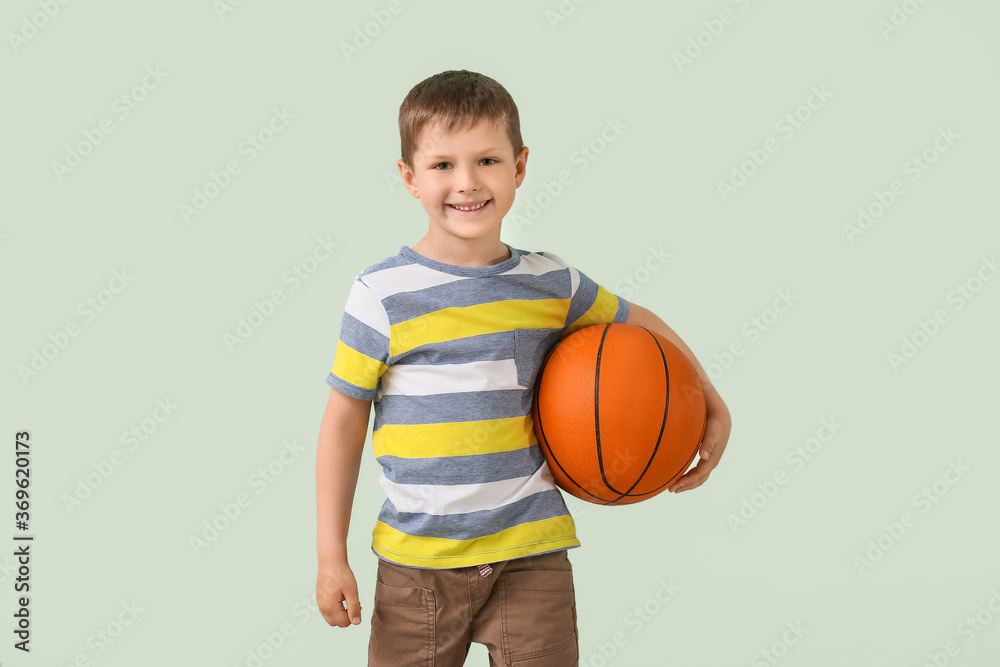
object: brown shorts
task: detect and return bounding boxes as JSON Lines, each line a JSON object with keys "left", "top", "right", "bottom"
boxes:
{"left": 367, "top": 548, "right": 579, "bottom": 666}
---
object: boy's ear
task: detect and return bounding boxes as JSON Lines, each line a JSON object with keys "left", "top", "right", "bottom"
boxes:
{"left": 397, "top": 159, "right": 420, "bottom": 198}
{"left": 514, "top": 146, "right": 529, "bottom": 188}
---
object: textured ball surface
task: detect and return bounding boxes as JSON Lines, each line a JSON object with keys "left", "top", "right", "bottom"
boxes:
{"left": 531, "top": 323, "right": 707, "bottom": 505}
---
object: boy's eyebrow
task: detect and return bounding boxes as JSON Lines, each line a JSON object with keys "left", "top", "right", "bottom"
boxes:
{"left": 426, "top": 147, "right": 504, "bottom": 160}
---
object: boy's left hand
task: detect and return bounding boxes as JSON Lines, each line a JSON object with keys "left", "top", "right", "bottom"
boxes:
{"left": 667, "top": 383, "right": 731, "bottom": 493}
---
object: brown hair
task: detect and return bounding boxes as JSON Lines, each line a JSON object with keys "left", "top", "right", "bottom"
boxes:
{"left": 398, "top": 69, "right": 524, "bottom": 171}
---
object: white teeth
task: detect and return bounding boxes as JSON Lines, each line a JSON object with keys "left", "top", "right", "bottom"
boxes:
{"left": 451, "top": 201, "right": 487, "bottom": 211}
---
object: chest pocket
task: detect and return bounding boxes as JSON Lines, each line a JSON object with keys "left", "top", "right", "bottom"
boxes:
{"left": 513, "top": 328, "right": 561, "bottom": 389}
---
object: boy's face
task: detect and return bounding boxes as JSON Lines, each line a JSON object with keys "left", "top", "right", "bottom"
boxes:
{"left": 398, "top": 118, "right": 528, "bottom": 257}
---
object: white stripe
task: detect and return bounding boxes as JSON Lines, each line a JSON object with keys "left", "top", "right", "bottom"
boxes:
{"left": 535, "top": 251, "right": 580, "bottom": 295}
{"left": 568, "top": 266, "right": 581, "bottom": 297}
{"left": 513, "top": 251, "right": 566, "bottom": 277}
{"left": 344, "top": 277, "right": 390, "bottom": 336}
{"left": 363, "top": 262, "right": 466, "bottom": 298}
{"left": 380, "top": 359, "right": 522, "bottom": 396}
{"left": 380, "top": 463, "right": 556, "bottom": 515}
{"left": 362, "top": 250, "right": 566, "bottom": 299}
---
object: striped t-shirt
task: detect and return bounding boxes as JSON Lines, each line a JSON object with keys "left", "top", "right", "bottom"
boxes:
{"left": 326, "top": 242, "right": 630, "bottom": 569}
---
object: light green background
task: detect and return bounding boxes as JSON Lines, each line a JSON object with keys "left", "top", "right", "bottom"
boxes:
{"left": 2, "top": 0, "right": 999, "bottom": 665}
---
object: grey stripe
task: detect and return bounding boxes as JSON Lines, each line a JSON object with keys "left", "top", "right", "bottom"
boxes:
{"left": 383, "top": 271, "right": 571, "bottom": 322}
{"left": 339, "top": 310, "right": 389, "bottom": 362}
{"left": 376, "top": 488, "right": 571, "bottom": 541}
{"left": 375, "top": 389, "right": 531, "bottom": 426}
{"left": 326, "top": 372, "right": 376, "bottom": 400}
{"left": 389, "top": 330, "right": 515, "bottom": 366}
{"left": 615, "top": 296, "right": 630, "bottom": 322}
{"left": 358, "top": 252, "right": 417, "bottom": 278}
{"left": 564, "top": 269, "right": 600, "bottom": 327}
{"left": 377, "top": 445, "right": 545, "bottom": 485}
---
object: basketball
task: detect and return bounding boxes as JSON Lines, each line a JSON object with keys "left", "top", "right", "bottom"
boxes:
{"left": 531, "top": 323, "right": 707, "bottom": 505}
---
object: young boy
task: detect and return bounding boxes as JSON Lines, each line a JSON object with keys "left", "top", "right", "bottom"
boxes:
{"left": 316, "top": 70, "right": 732, "bottom": 666}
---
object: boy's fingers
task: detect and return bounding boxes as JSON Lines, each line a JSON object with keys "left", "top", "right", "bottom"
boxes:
{"left": 335, "top": 582, "right": 362, "bottom": 626}
{"left": 670, "top": 458, "right": 715, "bottom": 491}
{"left": 319, "top": 587, "right": 361, "bottom": 627}
{"left": 318, "top": 597, "right": 344, "bottom": 626}
{"left": 321, "top": 591, "right": 347, "bottom": 626}
{"left": 698, "top": 439, "right": 715, "bottom": 460}
{"left": 325, "top": 606, "right": 347, "bottom": 627}
{"left": 347, "top": 595, "right": 363, "bottom": 625}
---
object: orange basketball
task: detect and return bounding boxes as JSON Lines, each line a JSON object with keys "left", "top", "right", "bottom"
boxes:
{"left": 531, "top": 323, "right": 707, "bottom": 505}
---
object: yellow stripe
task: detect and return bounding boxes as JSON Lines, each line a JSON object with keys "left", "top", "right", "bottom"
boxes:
{"left": 390, "top": 298, "right": 568, "bottom": 357}
{"left": 565, "top": 285, "right": 621, "bottom": 337}
{"left": 331, "top": 339, "right": 386, "bottom": 390}
{"left": 372, "top": 516, "right": 580, "bottom": 568}
{"left": 372, "top": 416, "right": 535, "bottom": 459}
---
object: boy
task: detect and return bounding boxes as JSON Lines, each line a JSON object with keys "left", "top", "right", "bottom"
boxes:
{"left": 316, "top": 70, "right": 732, "bottom": 665}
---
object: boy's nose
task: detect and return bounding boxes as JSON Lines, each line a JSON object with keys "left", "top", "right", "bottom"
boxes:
{"left": 454, "top": 166, "right": 481, "bottom": 191}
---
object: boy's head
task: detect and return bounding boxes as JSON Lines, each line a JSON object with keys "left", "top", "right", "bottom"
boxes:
{"left": 397, "top": 69, "right": 524, "bottom": 174}
{"left": 396, "top": 70, "right": 530, "bottom": 264}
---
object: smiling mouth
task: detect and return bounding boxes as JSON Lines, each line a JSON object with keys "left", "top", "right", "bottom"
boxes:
{"left": 448, "top": 199, "right": 491, "bottom": 211}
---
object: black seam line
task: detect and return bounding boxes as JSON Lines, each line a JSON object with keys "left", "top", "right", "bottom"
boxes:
{"left": 606, "top": 325, "right": 672, "bottom": 503}
{"left": 635, "top": 329, "right": 705, "bottom": 494}
{"left": 595, "top": 323, "right": 618, "bottom": 493}
{"left": 537, "top": 324, "right": 690, "bottom": 504}
{"left": 534, "top": 332, "right": 617, "bottom": 505}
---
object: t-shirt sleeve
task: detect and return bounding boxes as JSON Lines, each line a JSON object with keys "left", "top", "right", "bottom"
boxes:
{"left": 541, "top": 252, "right": 630, "bottom": 338}
{"left": 325, "top": 275, "right": 390, "bottom": 400}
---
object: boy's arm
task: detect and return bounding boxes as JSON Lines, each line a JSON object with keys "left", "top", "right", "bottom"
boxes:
{"left": 316, "top": 387, "right": 372, "bottom": 627}
{"left": 626, "top": 302, "right": 732, "bottom": 493}
{"left": 316, "top": 387, "right": 372, "bottom": 563}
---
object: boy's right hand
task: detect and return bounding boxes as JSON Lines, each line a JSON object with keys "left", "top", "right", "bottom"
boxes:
{"left": 317, "top": 560, "right": 363, "bottom": 628}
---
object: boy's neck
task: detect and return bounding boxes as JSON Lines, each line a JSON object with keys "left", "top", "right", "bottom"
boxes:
{"left": 410, "top": 238, "right": 511, "bottom": 268}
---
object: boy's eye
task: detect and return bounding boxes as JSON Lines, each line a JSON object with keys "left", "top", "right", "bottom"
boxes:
{"left": 432, "top": 158, "right": 497, "bottom": 170}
